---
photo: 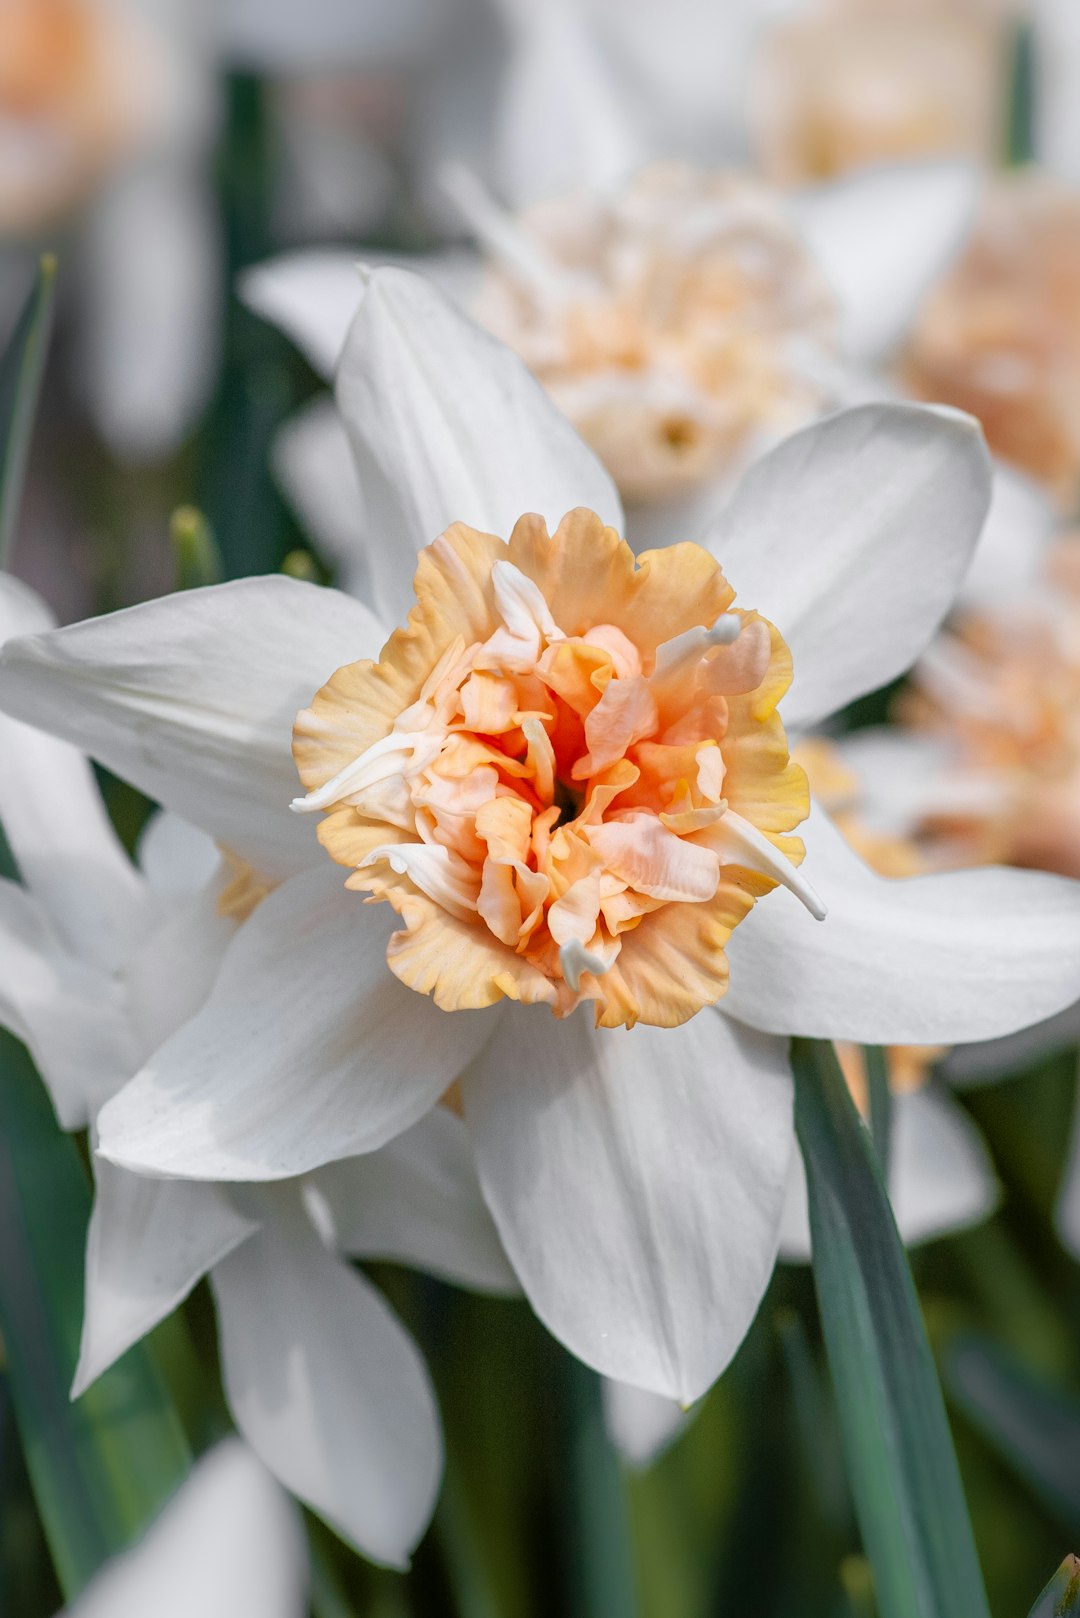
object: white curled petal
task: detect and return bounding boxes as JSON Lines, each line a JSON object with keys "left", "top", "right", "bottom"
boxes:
{"left": 63, "top": 1438, "right": 307, "bottom": 1618}
{"left": 97, "top": 867, "right": 495, "bottom": 1182}
{"left": 724, "top": 803, "right": 1080, "bottom": 1045}
{"left": 705, "top": 403, "right": 991, "bottom": 731}
{"left": 779, "top": 1087, "right": 997, "bottom": 1261}
{"left": 312, "top": 1107, "right": 517, "bottom": 1294}
{"left": 210, "top": 1187, "right": 441, "bottom": 1569}
{"left": 0, "top": 879, "right": 134, "bottom": 1129}
{"left": 335, "top": 265, "right": 623, "bottom": 628}
{"left": 788, "top": 161, "right": 981, "bottom": 362}
{"left": 74, "top": 1165, "right": 257, "bottom": 1397}
{"left": 462, "top": 1005, "right": 794, "bottom": 1404}
{"left": 0, "top": 574, "right": 152, "bottom": 968}
{"left": 0, "top": 577, "right": 387, "bottom": 879}
{"left": 601, "top": 1379, "right": 688, "bottom": 1470}
{"left": 241, "top": 249, "right": 480, "bottom": 379}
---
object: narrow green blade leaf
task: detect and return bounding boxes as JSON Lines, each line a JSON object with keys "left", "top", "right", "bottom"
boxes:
{"left": 0, "top": 255, "right": 57, "bottom": 569}
{"left": 0, "top": 1033, "right": 191, "bottom": 1598}
{"left": 945, "top": 1332, "right": 1080, "bottom": 1532}
{"left": 793, "top": 1037, "right": 990, "bottom": 1618}
{"left": 1027, "top": 1555, "right": 1080, "bottom": 1618}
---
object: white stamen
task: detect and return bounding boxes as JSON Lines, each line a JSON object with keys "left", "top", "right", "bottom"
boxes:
{"left": 654, "top": 615, "right": 742, "bottom": 678}
{"left": 711, "top": 809, "right": 827, "bottom": 920}
{"left": 559, "top": 938, "right": 616, "bottom": 993}
{"left": 290, "top": 728, "right": 441, "bottom": 814}
{"left": 361, "top": 842, "right": 479, "bottom": 922}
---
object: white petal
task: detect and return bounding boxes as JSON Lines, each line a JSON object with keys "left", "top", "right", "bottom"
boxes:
{"left": 705, "top": 403, "right": 992, "bottom": 731}
{"left": 74, "top": 1165, "right": 256, "bottom": 1397}
{"left": 335, "top": 265, "right": 622, "bottom": 628}
{"left": 492, "top": 0, "right": 642, "bottom": 206}
{"left": 1056, "top": 1082, "right": 1080, "bottom": 1260}
{"left": 943, "top": 999, "right": 1080, "bottom": 1086}
{"left": 0, "top": 576, "right": 386, "bottom": 879}
{"left": 242, "top": 249, "right": 481, "bottom": 380}
{"left": 273, "top": 397, "right": 369, "bottom": 595}
{"left": 210, "top": 1186, "right": 441, "bottom": 1568}
{"left": 311, "top": 1107, "right": 517, "bottom": 1294}
{"left": 779, "top": 1086, "right": 997, "bottom": 1261}
{"left": 788, "top": 161, "right": 981, "bottom": 361}
{"left": 832, "top": 725, "right": 977, "bottom": 839}
{"left": 959, "top": 461, "right": 1057, "bottom": 611}
{"left": 97, "top": 867, "right": 494, "bottom": 1181}
{"left": 725, "top": 802, "right": 1080, "bottom": 1045}
{"left": 0, "top": 574, "right": 152, "bottom": 969}
{"left": 0, "top": 879, "right": 134, "bottom": 1129}
{"left": 79, "top": 159, "right": 221, "bottom": 462}
{"left": 1034, "top": 0, "right": 1080, "bottom": 185}
{"left": 64, "top": 1438, "right": 307, "bottom": 1618}
{"left": 136, "top": 811, "right": 222, "bottom": 898}
{"left": 462, "top": 1005, "right": 794, "bottom": 1403}
{"left": 601, "top": 1379, "right": 688, "bottom": 1470}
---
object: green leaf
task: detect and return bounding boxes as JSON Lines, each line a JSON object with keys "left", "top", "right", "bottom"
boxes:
{"left": 945, "top": 1332, "right": 1080, "bottom": 1533}
{"left": 0, "top": 1033, "right": 191, "bottom": 1599}
{"left": 0, "top": 255, "right": 57, "bottom": 570}
{"left": 793, "top": 1037, "right": 991, "bottom": 1618}
{"left": 864, "top": 1045, "right": 891, "bottom": 1171}
{"left": 1027, "top": 1555, "right": 1080, "bottom": 1618}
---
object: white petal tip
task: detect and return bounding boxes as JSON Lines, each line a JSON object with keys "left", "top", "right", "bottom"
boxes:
{"left": 559, "top": 939, "right": 615, "bottom": 993}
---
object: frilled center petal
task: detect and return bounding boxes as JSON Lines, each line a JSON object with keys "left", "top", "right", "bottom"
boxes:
{"left": 292, "top": 509, "right": 819, "bottom": 1029}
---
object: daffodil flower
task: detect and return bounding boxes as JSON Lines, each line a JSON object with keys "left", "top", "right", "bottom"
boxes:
{"left": 0, "top": 567, "right": 517, "bottom": 1567}
{"left": 59, "top": 1440, "right": 307, "bottom": 1618}
{"left": 4, "top": 268, "right": 1080, "bottom": 1411}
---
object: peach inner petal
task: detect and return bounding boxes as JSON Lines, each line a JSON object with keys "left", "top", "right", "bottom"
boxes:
{"left": 293, "top": 509, "right": 815, "bottom": 1028}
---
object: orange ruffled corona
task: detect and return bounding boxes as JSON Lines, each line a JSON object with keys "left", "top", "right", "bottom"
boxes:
{"left": 292, "top": 510, "right": 816, "bottom": 1029}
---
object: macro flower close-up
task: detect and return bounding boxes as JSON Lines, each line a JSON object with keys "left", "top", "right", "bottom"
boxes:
{"left": 2, "top": 5, "right": 1080, "bottom": 1618}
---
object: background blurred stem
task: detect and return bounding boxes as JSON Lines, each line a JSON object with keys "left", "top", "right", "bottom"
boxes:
{"left": 561, "top": 1356, "right": 638, "bottom": 1618}
{"left": 0, "top": 254, "right": 56, "bottom": 573}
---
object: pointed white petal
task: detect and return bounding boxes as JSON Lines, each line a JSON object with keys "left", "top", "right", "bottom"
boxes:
{"left": 788, "top": 161, "right": 981, "bottom": 361}
{"left": 210, "top": 1188, "right": 441, "bottom": 1568}
{"left": 0, "top": 879, "right": 134, "bottom": 1129}
{"left": 335, "top": 265, "right": 623, "bottom": 628}
{"left": 312, "top": 1107, "right": 517, "bottom": 1294}
{"left": 462, "top": 1005, "right": 794, "bottom": 1403}
{"left": 601, "top": 1379, "right": 688, "bottom": 1470}
{"left": 724, "top": 803, "right": 1080, "bottom": 1045}
{"left": 64, "top": 1439, "right": 307, "bottom": 1618}
{"left": 705, "top": 403, "right": 992, "bottom": 731}
{"left": 0, "top": 577, "right": 386, "bottom": 879}
{"left": 242, "top": 249, "right": 480, "bottom": 380}
{"left": 492, "top": 0, "right": 641, "bottom": 206}
{"left": 97, "top": 867, "right": 494, "bottom": 1181}
{"left": 0, "top": 574, "right": 152, "bottom": 968}
{"left": 74, "top": 1166, "right": 256, "bottom": 1397}
{"left": 780, "top": 1086, "right": 997, "bottom": 1261}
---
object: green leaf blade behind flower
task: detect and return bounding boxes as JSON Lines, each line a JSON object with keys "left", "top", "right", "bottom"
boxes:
{"left": 0, "top": 1033, "right": 191, "bottom": 1599}
{"left": 0, "top": 255, "right": 57, "bottom": 571}
{"left": 792, "top": 1036, "right": 991, "bottom": 1618}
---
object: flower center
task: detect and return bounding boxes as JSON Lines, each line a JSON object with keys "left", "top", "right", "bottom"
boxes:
{"left": 292, "top": 509, "right": 820, "bottom": 1028}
